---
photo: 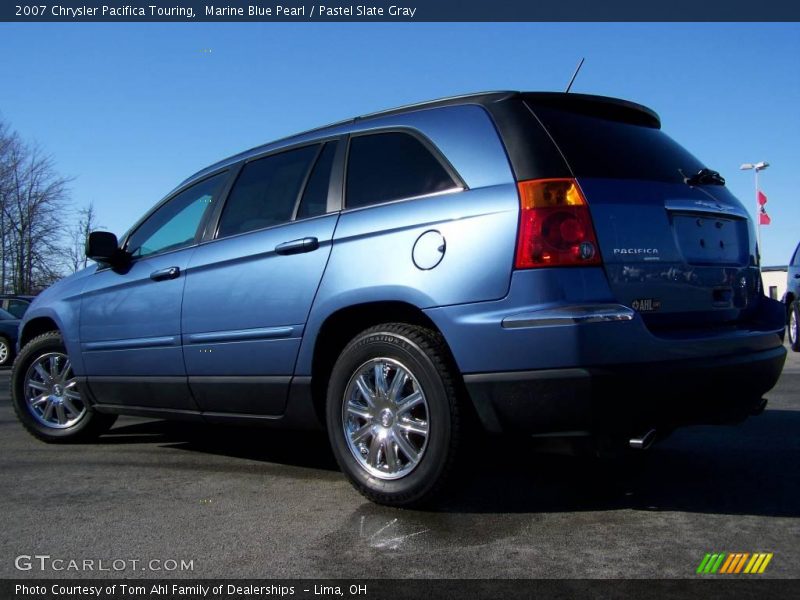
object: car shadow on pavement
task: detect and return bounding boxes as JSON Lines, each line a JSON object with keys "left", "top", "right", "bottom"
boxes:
{"left": 443, "top": 408, "right": 800, "bottom": 518}
{"left": 99, "top": 408, "right": 799, "bottom": 518}
{"left": 103, "top": 419, "right": 340, "bottom": 471}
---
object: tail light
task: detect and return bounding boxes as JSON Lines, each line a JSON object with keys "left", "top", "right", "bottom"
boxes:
{"left": 515, "top": 178, "right": 602, "bottom": 268}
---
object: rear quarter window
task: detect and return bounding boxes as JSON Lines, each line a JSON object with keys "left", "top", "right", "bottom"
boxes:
{"left": 346, "top": 132, "right": 458, "bottom": 209}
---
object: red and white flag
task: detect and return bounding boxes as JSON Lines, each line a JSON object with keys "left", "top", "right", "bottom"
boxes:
{"left": 757, "top": 190, "right": 770, "bottom": 225}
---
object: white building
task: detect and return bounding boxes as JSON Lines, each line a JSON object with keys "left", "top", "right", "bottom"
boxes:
{"left": 762, "top": 266, "right": 788, "bottom": 302}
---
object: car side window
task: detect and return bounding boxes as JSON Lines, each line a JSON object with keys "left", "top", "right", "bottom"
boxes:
{"left": 345, "top": 132, "right": 458, "bottom": 209}
{"left": 296, "top": 141, "right": 338, "bottom": 220}
{"left": 217, "top": 145, "right": 320, "bottom": 238}
{"left": 126, "top": 172, "right": 227, "bottom": 259}
{"left": 6, "top": 300, "right": 29, "bottom": 318}
{"left": 793, "top": 244, "right": 800, "bottom": 266}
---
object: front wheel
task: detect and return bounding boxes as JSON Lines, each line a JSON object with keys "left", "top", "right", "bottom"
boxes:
{"left": 326, "top": 324, "right": 463, "bottom": 507}
{"left": 11, "top": 331, "right": 117, "bottom": 443}
{"left": 789, "top": 302, "right": 800, "bottom": 352}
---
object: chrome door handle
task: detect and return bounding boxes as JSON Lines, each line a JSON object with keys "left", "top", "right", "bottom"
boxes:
{"left": 150, "top": 266, "right": 180, "bottom": 281}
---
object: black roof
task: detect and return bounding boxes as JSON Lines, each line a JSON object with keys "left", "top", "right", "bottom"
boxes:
{"left": 359, "top": 91, "right": 660, "bottom": 129}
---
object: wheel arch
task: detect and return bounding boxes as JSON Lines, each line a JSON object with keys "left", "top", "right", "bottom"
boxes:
{"left": 19, "top": 317, "right": 61, "bottom": 349}
{"left": 308, "top": 301, "right": 458, "bottom": 427}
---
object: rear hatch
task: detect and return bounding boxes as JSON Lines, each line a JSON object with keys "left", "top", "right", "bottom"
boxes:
{"left": 524, "top": 95, "right": 761, "bottom": 331}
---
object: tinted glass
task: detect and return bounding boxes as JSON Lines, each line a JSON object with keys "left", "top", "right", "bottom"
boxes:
{"left": 6, "top": 299, "right": 29, "bottom": 318}
{"left": 0, "top": 308, "right": 16, "bottom": 320}
{"left": 296, "top": 142, "right": 338, "bottom": 220}
{"left": 127, "top": 173, "right": 226, "bottom": 258}
{"left": 530, "top": 105, "right": 707, "bottom": 184}
{"left": 792, "top": 244, "right": 800, "bottom": 266}
{"left": 217, "top": 145, "right": 319, "bottom": 238}
{"left": 346, "top": 132, "right": 456, "bottom": 209}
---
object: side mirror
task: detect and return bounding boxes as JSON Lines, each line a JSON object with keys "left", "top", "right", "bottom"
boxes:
{"left": 85, "top": 231, "right": 122, "bottom": 264}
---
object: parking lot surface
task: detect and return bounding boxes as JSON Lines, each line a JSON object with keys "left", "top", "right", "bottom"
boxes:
{"left": 1, "top": 347, "right": 798, "bottom": 579}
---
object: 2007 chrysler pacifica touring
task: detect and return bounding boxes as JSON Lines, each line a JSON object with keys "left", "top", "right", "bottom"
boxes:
{"left": 12, "top": 92, "right": 787, "bottom": 506}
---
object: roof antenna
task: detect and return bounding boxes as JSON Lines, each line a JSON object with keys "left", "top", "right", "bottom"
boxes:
{"left": 565, "top": 57, "right": 585, "bottom": 93}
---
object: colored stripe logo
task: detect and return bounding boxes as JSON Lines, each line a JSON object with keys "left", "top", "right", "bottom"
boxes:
{"left": 696, "top": 552, "right": 773, "bottom": 574}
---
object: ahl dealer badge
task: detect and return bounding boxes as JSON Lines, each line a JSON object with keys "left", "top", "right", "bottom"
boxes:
{"left": 631, "top": 298, "right": 662, "bottom": 312}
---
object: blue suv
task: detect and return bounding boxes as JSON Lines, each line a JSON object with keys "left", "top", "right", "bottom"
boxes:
{"left": 11, "top": 92, "right": 787, "bottom": 506}
{"left": 786, "top": 242, "right": 800, "bottom": 351}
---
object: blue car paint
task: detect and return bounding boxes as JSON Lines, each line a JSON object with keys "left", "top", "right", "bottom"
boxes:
{"left": 181, "top": 214, "right": 339, "bottom": 378}
{"left": 21, "top": 269, "right": 92, "bottom": 375}
{"left": 79, "top": 249, "right": 195, "bottom": 379}
{"left": 425, "top": 269, "right": 783, "bottom": 375}
{"left": 293, "top": 184, "right": 519, "bottom": 375}
{"left": 579, "top": 178, "right": 761, "bottom": 323}
{"left": 784, "top": 244, "right": 799, "bottom": 305}
{"left": 15, "top": 92, "right": 787, "bottom": 434}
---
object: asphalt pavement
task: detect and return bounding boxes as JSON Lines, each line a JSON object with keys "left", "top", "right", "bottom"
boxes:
{"left": 1, "top": 347, "right": 798, "bottom": 579}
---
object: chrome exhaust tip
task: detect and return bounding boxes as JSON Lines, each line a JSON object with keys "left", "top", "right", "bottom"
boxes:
{"left": 629, "top": 429, "right": 657, "bottom": 450}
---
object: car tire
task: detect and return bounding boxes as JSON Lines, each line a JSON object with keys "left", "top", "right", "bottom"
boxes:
{"left": 11, "top": 331, "right": 117, "bottom": 443}
{"left": 326, "top": 323, "right": 462, "bottom": 507}
{"left": 789, "top": 301, "right": 800, "bottom": 352}
{"left": 0, "top": 335, "right": 13, "bottom": 367}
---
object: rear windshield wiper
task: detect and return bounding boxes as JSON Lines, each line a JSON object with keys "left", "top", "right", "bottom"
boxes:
{"left": 682, "top": 168, "right": 725, "bottom": 186}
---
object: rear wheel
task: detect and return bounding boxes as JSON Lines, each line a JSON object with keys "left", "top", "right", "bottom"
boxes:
{"left": 11, "top": 331, "right": 117, "bottom": 443}
{"left": 789, "top": 302, "right": 800, "bottom": 352}
{"left": 326, "top": 324, "right": 462, "bottom": 507}
{"left": 0, "top": 336, "right": 13, "bottom": 367}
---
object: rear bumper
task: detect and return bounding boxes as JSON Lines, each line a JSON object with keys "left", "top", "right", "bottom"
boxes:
{"left": 426, "top": 269, "right": 788, "bottom": 373}
{"left": 464, "top": 345, "right": 786, "bottom": 435}
{"left": 424, "top": 269, "right": 788, "bottom": 436}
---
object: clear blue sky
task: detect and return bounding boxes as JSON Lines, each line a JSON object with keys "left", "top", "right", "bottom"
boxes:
{"left": 1, "top": 23, "right": 798, "bottom": 265}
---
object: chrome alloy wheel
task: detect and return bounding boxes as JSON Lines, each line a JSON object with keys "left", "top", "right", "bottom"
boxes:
{"left": 24, "top": 352, "right": 86, "bottom": 429}
{"left": 342, "top": 358, "right": 430, "bottom": 480}
{"left": 790, "top": 309, "right": 798, "bottom": 346}
{"left": 0, "top": 340, "right": 8, "bottom": 364}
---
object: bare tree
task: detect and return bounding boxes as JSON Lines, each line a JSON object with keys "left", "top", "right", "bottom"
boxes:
{"left": 0, "top": 120, "right": 23, "bottom": 293}
{"left": 66, "top": 202, "right": 101, "bottom": 273}
{"left": 0, "top": 118, "right": 80, "bottom": 293}
{"left": 0, "top": 124, "right": 71, "bottom": 293}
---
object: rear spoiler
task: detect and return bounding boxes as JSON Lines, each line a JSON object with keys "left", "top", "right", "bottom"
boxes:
{"left": 522, "top": 92, "right": 661, "bottom": 129}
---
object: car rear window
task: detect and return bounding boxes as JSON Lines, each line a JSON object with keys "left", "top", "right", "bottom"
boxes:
{"left": 527, "top": 104, "right": 707, "bottom": 184}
